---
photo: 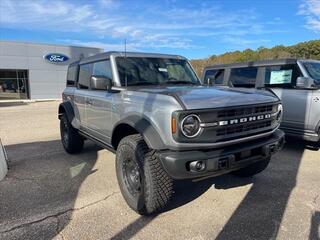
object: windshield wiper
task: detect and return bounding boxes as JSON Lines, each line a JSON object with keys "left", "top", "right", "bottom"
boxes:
{"left": 129, "top": 82, "right": 158, "bottom": 86}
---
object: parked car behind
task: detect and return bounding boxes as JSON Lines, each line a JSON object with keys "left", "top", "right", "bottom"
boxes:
{"left": 203, "top": 59, "right": 320, "bottom": 144}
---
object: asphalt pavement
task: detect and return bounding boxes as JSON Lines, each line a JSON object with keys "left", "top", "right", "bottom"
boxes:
{"left": 0, "top": 101, "right": 319, "bottom": 240}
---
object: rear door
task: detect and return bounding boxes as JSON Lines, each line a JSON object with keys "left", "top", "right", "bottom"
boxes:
{"left": 74, "top": 63, "right": 93, "bottom": 128}
{"left": 85, "top": 60, "right": 113, "bottom": 143}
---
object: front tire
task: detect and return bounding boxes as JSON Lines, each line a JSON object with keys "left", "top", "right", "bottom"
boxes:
{"left": 60, "top": 113, "right": 84, "bottom": 154}
{"left": 231, "top": 157, "right": 271, "bottom": 177}
{"left": 116, "top": 134, "right": 173, "bottom": 215}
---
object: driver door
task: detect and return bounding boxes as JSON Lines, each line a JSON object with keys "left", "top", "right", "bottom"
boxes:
{"left": 85, "top": 60, "right": 114, "bottom": 144}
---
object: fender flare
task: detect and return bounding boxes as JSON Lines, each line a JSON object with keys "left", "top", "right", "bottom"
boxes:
{"left": 112, "top": 115, "right": 166, "bottom": 150}
{"left": 58, "top": 102, "right": 80, "bottom": 129}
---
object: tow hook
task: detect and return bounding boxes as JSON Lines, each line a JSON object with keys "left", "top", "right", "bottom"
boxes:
{"left": 218, "top": 158, "right": 229, "bottom": 170}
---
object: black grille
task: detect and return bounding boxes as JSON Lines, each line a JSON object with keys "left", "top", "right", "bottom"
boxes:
{"left": 217, "top": 104, "right": 274, "bottom": 118}
{"left": 213, "top": 103, "right": 278, "bottom": 142}
{"left": 217, "top": 120, "right": 272, "bottom": 136}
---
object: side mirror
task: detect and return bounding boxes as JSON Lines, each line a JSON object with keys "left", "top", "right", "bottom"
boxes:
{"left": 296, "top": 77, "right": 316, "bottom": 89}
{"left": 206, "top": 77, "right": 215, "bottom": 86}
{"left": 90, "top": 75, "right": 113, "bottom": 91}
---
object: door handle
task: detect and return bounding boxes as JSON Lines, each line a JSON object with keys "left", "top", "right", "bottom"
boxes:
{"left": 86, "top": 99, "right": 93, "bottom": 105}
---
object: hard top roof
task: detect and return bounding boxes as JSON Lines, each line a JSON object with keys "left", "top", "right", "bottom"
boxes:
{"left": 204, "top": 58, "right": 317, "bottom": 70}
{"left": 78, "top": 51, "right": 187, "bottom": 65}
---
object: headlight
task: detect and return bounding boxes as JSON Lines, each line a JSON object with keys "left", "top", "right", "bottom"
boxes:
{"left": 277, "top": 104, "right": 283, "bottom": 121}
{"left": 181, "top": 114, "right": 201, "bottom": 138}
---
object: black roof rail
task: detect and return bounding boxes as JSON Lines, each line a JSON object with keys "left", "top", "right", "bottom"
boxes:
{"left": 204, "top": 58, "right": 300, "bottom": 70}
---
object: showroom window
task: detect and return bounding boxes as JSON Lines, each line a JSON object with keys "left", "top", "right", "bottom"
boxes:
{"left": 0, "top": 69, "right": 29, "bottom": 100}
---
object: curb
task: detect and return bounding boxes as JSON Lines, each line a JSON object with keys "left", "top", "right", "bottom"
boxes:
{"left": 0, "top": 138, "right": 8, "bottom": 181}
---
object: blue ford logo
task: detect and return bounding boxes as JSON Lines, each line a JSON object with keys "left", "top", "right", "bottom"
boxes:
{"left": 44, "top": 53, "right": 69, "bottom": 63}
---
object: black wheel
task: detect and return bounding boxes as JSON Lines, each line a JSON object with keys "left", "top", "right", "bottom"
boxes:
{"left": 116, "top": 134, "right": 173, "bottom": 215}
{"left": 231, "top": 157, "right": 270, "bottom": 177}
{"left": 60, "top": 113, "right": 84, "bottom": 154}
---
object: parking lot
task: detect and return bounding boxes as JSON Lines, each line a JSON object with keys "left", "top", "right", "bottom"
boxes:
{"left": 0, "top": 101, "right": 319, "bottom": 240}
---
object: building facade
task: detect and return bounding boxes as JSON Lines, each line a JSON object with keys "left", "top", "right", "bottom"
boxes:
{"left": 0, "top": 41, "right": 103, "bottom": 100}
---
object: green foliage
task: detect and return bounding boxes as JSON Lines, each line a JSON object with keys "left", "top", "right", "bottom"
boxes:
{"left": 191, "top": 40, "right": 320, "bottom": 77}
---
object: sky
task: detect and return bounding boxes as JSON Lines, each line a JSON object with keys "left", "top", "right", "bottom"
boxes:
{"left": 0, "top": 0, "right": 319, "bottom": 59}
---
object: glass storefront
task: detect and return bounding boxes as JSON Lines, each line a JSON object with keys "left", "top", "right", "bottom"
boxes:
{"left": 0, "top": 69, "right": 29, "bottom": 100}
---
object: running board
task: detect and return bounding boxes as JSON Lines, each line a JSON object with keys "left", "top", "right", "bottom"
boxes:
{"left": 78, "top": 131, "right": 116, "bottom": 154}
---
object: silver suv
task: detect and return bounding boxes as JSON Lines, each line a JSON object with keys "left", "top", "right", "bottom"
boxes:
{"left": 203, "top": 59, "right": 320, "bottom": 144}
{"left": 59, "top": 52, "right": 284, "bottom": 215}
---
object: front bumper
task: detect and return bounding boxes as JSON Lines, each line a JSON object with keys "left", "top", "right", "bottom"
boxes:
{"left": 158, "top": 129, "right": 285, "bottom": 179}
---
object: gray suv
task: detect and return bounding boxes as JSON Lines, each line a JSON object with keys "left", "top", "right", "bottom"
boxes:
{"left": 59, "top": 52, "right": 284, "bottom": 215}
{"left": 203, "top": 59, "right": 320, "bottom": 144}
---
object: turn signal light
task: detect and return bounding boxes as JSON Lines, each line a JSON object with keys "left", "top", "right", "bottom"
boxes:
{"left": 171, "top": 117, "right": 177, "bottom": 134}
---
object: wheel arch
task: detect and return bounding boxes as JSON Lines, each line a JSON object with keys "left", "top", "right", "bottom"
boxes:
{"left": 58, "top": 102, "right": 80, "bottom": 129}
{"left": 111, "top": 116, "right": 166, "bottom": 150}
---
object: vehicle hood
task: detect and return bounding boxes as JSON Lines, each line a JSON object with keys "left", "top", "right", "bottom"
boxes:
{"left": 134, "top": 85, "right": 279, "bottom": 109}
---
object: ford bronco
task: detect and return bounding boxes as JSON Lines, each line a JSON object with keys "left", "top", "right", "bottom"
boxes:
{"left": 59, "top": 52, "right": 285, "bottom": 215}
{"left": 203, "top": 59, "right": 320, "bottom": 145}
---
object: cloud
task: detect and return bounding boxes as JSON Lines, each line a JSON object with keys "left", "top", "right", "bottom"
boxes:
{"left": 0, "top": 0, "right": 286, "bottom": 51}
{"left": 222, "top": 37, "right": 271, "bottom": 47}
{"left": 0, "top": 0, "right": 73, "bottom": 24}
{"left": 298, "top": 0, "right": 320, "bottom": 32}
{"left": 59, "top": 39, "right": 140, "bottom": 51}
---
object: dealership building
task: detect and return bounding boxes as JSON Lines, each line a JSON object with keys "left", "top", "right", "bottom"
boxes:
{"left": 0, "top": 41, "right": 103, "bottom": 100}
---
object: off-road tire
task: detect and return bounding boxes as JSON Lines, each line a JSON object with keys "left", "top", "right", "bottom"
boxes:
{"left": 60, "top": 113, "right": 84, "bottom": 154}
{"left": 116, "top": 134, "right": 173, "bottom": 215}
{"left": 231, "top": 157, "right": 271, "bottom": 177}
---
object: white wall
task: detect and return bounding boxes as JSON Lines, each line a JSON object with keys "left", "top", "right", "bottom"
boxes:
{"left": 0, "top": 41, "right": 103, "bottom": 99}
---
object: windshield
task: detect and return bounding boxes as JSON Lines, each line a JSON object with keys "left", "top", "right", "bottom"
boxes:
{"left": 116, "top": 57, "right": 200, "bottom": 86}
{"left": 303, "top": 62, "right": 320, "bottom": 86}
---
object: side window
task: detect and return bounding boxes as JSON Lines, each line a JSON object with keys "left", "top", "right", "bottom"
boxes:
{"left": 204, "top": 69, "right": 225, "bottom": 85}
{"left": 264, "top": 64, "right": 302, "bottom": 88}
{"left": 93, "top": 60, "right": 113, "bottom": 80}
{"left": 78, "top": 63, "right": 93, "bottom": 89}
{"left": 66, "top": 65, "right": 78, "bottom": 86}
{"left": 230, "top": 67, "right": 258, "bottom": 88}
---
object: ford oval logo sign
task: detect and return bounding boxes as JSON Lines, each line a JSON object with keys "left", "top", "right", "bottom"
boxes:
{"left": 44, "top": 53, "right": 69, "bottom": 63}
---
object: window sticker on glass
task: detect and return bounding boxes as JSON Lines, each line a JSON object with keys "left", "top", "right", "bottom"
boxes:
{"left": 270, "top": 70, "right": 292, "bottom": 84}
{"left": 158, "top": 68, "right": 168, "bottom": 72}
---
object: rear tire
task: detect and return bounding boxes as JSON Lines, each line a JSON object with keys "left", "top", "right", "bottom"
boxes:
{"left": 231, "top": 157, "right": 271, "bottom": 177}
{"left": 60, "top": 113, "right": 84, "bottom": 154}
{"left": 116, "top": 134, "right": 173, "bottom": 215}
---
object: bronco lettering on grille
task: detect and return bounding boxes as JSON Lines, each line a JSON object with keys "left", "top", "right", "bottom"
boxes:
{"left": 218, "top": 114, "right": 272, "bottom": 126}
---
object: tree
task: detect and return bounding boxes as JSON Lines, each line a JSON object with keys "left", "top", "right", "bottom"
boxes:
{"left": 190, "top": 40, "right": 320, "bottom": 76}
